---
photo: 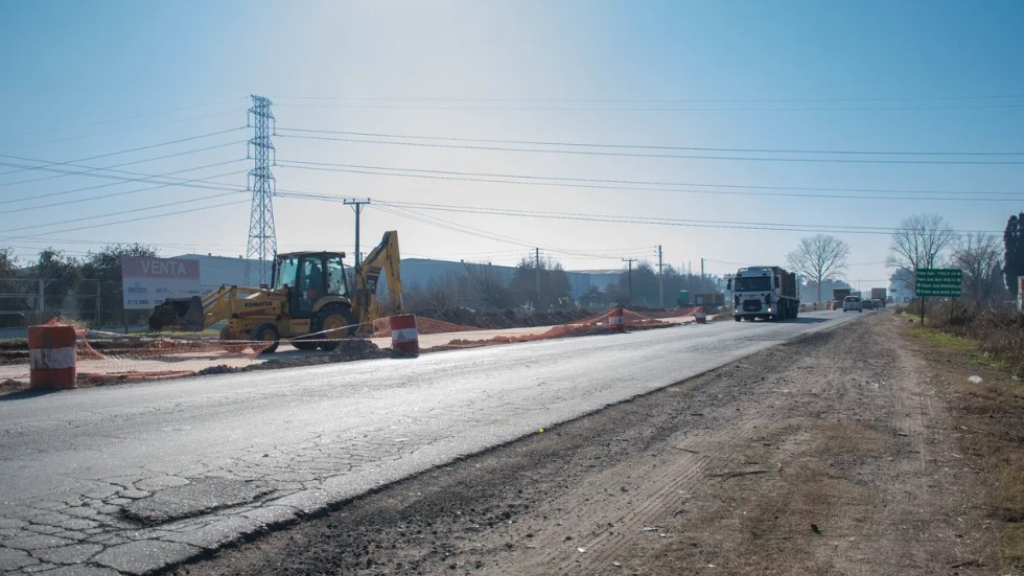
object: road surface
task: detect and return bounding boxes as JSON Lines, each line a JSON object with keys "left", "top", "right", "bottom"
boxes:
{"left": 0, "top": 311, "right": 864, "bottom": 575}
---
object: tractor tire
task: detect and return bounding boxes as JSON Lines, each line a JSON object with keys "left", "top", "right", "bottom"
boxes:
{"left": 291, "top": 340, "right": 320, "bottom": 351}
{"left": 220, "top": 326, "right": 247, "bottom": 354}
{"left": 250, "top": 322, "right": 280, "bottom": 354}
{"left": 311, "top": 305, "right": 355, "bottom": 351}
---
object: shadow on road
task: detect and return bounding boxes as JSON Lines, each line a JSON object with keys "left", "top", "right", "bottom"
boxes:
{"left": 0, "top": 389, "right": 61, "bottom": 402}
{"left": 739, "top": 316, "right": 831, "bottom": 325}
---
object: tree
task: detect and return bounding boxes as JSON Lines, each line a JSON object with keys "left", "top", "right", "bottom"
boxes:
{"left": 950, "top": 232, "right": 1005, "bottom": 304}
{"left": 81, "top": 243, "right": 157, "bottom": 282}
{"left": 33, "top": 248, "right": 82, "bottom": 314}
{"left": 1003, "top": 213, "right": 1024, "bottom": 297}
{"left": 0, "top": 247, "right": 17, "bottom": 278}
{"left": 617, "top": 261, "right": 658, "bottom": 306}
{"left": 887, "top": 214, "right": 956, "bottom": 292}
{"left": 509, "top": 258, "right": 572, "bottom": 310}
{"left": 78, "top": 243, "right": 158, "bottom": 325}
{"left": 462, "top": 263, "right": 514, "bottom": 310}
{"left": 786, "top": 234, "right": 851, "bottom": 305}
{"left": 0, "top": 248, "right": 25, "bottom": 326}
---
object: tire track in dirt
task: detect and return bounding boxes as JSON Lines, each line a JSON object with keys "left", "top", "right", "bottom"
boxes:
{"left": 540, "top": 339, "right": 842, "bottom": 575}
{"left": 174, "top": 315, "right": 982, "bottom": 576}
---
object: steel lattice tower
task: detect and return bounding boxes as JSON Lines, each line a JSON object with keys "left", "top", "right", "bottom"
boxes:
{"left": 245, "top": 95, "right": 277, "bottom": 286}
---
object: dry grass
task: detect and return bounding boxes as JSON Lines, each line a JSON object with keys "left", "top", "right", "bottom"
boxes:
{"left": 679, "top": 419, "right": 889, "bottom": 575}
{"left": 908, "top": 318, "right": 1024, "bottom": 572}
{"left": 917, "top": 304, "right": 1024, "bottom": 374}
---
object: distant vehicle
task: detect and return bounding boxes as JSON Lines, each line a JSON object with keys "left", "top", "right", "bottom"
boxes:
{"left": 727, "top": 265, "right": 800, "bottom": 321}
{"left": 832, "top": 299, "right": 844, "bottom": 311}
{"left": 833, "top": 288, "right": 851, "bottom": 303}
{"left": 843, "top": 295, "right": 863, "bottom": 312}
{"left": 862, "top": 299, "right": 875, "bottom": 310}
{"left": 870, "top": 288, "right": 887, "bottom": 307}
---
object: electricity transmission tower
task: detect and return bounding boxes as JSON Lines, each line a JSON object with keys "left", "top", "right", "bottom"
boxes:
{"left": 245, "top": 95, "right": 277, "bottom": 286}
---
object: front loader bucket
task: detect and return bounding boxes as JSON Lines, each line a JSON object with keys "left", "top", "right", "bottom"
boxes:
{"left": 148, "top": 296, "right": 204, "bottom": 331}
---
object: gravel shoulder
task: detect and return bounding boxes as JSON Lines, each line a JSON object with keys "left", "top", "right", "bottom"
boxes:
{"left": 169, "top": 313, "right": 997, "bottom": 576}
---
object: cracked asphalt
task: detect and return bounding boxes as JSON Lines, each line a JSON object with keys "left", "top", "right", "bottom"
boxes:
{"left": 0, "top": 311, "right": 865, "bottom": 575}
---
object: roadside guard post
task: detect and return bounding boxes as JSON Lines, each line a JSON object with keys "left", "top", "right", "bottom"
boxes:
{"left": 28, "top": 324, "right": 78, "bottom": 390}
{"left": 390, "top": 314, "right": 420, "bottom": 356}
{"left": 695, "top": 308, "right": 708, "bottom": 324}
{"left": 609, "top": 306, "right": 625, "bottom": 333}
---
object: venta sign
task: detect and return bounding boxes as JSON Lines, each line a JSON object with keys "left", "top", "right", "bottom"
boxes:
{"left": 121, "top": 256, "right": 202, "bottom": 310}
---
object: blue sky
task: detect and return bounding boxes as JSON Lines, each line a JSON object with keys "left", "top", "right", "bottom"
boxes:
{"left": 1, "top": 0, "right": 1022, "bottom": 289}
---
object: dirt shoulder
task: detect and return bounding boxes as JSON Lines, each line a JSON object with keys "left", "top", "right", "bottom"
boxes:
{"left": 169, "top": 313, "right": 1008, "bottom": 576}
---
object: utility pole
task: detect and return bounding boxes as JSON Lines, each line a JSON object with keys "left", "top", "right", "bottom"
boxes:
{"left": 701, "top": 257, "right": 705, "bottom": 286}
{"left": 657, "top": 245, "right": 663, "bottom": 309}
{"left": 245, "top": 95, "right": 277, "bottom": 286}
{"left": 622, "top": 258, "right": 637, "bottom": 304}
{"left": 344, "top": 198, "right": 371, "bottom": 268}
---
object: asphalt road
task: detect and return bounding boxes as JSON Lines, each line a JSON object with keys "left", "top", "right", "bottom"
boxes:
{"left": 0, "top": 310, "right": 868, "bottom": 575}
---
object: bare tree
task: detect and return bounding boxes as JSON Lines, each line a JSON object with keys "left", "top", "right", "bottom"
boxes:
{"left": 950, "top": 232, "right": 1004, "bottom": 304}
{"left": 0, "top": 247, "right": 16, "bottom": 278}
{"left": 462, "top": 263, "right": 514, "bottom": 310}
{"left": 887, "top": 214, "right": 956, "bottom": 292}
{"left": 786, "top": 234, "right": 851, "bottom": 305}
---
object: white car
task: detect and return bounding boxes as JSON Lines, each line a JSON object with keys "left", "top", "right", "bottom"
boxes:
{"left": 843, "top": 296, "right": 863, "bottom": 312}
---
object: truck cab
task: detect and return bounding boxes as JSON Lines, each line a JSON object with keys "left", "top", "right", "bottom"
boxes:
{"left": 727, "top": 266, "right": 800, "bottom": 322}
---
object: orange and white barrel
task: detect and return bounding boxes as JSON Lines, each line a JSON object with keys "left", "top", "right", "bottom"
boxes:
{"left": 695, "top": 308, "right": 707, "bottom": 324}
{"left": 608, "top": 306, "right": 625, "bottom": 333}
{"left": 28, "top": 324, "right": 77, "bottom": 390}
{"left": 390, "top": 314, "right": 420, "bottom": 356}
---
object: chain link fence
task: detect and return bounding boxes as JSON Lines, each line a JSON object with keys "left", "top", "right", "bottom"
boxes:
{"left": 0, "top": 279, "right": 148, "bottom": 329}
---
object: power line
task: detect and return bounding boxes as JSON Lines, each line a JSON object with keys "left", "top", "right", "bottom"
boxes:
{"left": 373, "top": 204, "right": 658, "bottom": 259}
{"left": 3, "top": 166, "right": 247, "bottom": 214}
{"left": 0, "top": 190, "right": 247, "bottom": 235}
{"left": 0, "top": 159, "right": 246, "bottom": 207}
{"left": 4, "top": 110, "right": 244, "bottom": 150}
{"left": 277, "top": 127, "right": 1024, "bottom": 157}
{"left": 276, "top": 133, "right": 1024, "bottom": 165}
{"left": 272, "top": 102, "right": 1024, "bottom": 113}
{"left": 373, "top": 199, "right": 1003, "bottom": 236}
{"left": 0, "top": 127, "right": 245, "bottom": 178}
{"left": 0, "top": 140, "right": 246, "bottom": 188}
{"left": 272, "top": 93, "right": 1024, "bottom": 104}
{"left": 0, "top": 198, "right": 251, "bottom": 242}
{"left": 275, "top": 159, "right": 1024, "bottom": 202}
{"left": 0, "top": 97, "right": 247, "bottom": 142}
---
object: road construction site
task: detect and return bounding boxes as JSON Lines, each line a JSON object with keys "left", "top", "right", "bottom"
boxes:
{"left": 169, "top": 311, "right": 997, "bottom": 576}
{"left": 0, "top": 306, "right": 700, "bottom": 391}
{"left": 0, "top": 309, "right": 868, "bottom": 575}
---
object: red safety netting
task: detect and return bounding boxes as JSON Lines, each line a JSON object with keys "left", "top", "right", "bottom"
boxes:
{"left": 403, "top": 306, "right": 705, "bottom": 351}
{"left": 0, "top": 308, "right": 703, "bottom": 389}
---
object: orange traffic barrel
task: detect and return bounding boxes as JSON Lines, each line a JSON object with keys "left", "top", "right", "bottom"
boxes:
{"left": 608, "top": 306, "right": 625, "bottom": 333}
{"left": 390, "top": 314, "right": 420, "bottom": 356}
{"left": 28, "top": 324, "right": 77, "bottom": 390}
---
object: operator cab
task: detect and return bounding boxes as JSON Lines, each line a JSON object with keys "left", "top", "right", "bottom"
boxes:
{"left": 272, "top": 252, "right": 349, "bottom": 318}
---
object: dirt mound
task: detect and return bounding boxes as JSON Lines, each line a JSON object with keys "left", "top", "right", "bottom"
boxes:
{"left": 330, "top": 339, "right": 391, "bottom": 362}
{"left": 197, "top": 339, "right": 392, "bottom": 376}
{"left": 412, "top": 308, "right": 595, "bottom": 329}
{"left": 0, "top": 378, "right": 25, "bottom": 395}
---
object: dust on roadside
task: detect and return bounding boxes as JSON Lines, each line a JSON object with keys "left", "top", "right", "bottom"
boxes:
{"left": 169, "top": 313, "right": 997, "bottom": 576}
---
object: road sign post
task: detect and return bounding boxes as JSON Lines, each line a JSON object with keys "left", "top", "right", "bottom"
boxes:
{"left": 915, "top": 268, "right": 963, "bottom": 325}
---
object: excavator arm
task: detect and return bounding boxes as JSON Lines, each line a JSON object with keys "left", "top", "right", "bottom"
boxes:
{"left": 351, "top": 230, "right": 403, "bottom": 325}
{"left": 149, "top": 285, "right": 270, "bottom": 331}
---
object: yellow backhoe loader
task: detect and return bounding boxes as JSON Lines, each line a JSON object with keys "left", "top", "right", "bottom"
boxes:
{"left": 148, "top": 231, "right": 403, "bottom": 353}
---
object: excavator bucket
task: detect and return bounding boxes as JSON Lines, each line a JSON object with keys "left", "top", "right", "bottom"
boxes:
{"left": 148, "top": 296, "right": 204, "bottom": 331}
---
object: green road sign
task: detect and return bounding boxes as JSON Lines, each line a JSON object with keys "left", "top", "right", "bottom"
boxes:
{"left": 916, "top": 268, "right": 962, "bottom": 297}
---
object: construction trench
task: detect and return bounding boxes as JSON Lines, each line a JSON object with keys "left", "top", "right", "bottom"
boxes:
{"left": 0, "top": 306, "right": 704, "bottom": 395}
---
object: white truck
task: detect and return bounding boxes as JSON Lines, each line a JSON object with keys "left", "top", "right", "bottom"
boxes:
{"left": 727, "top": 265, "right": 800, "bottom": 321}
